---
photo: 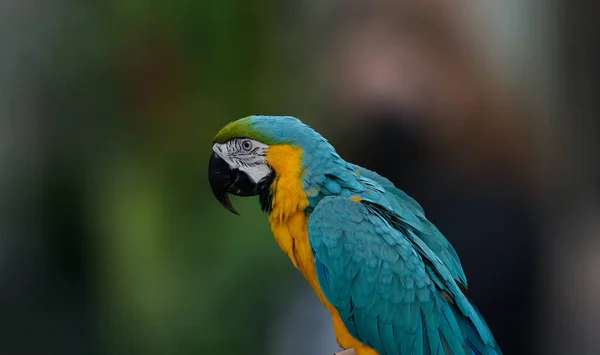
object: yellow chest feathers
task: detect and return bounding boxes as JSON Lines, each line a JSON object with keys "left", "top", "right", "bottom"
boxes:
{"left": 265, "top": 145, "right": 316, "bottom": 283}
{"left": 265, "top": 145, "right": 369, "bottom": 352}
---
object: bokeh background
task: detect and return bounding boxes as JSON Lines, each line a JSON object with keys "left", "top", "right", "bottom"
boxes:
{"left": 1, "top": 0, "right": 599, "bottom": 354}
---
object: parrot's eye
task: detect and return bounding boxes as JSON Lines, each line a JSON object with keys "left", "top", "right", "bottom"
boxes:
{"left": 241, "top": 139, "right": 252, "bottom": 151}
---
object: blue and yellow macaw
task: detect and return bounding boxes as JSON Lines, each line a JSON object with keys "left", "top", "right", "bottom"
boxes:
{"left": 208, "top": 116, "right": 501, "bottom": 355}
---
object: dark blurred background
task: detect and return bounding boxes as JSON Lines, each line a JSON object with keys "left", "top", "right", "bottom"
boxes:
{"left": 0, "top": 1, "right": 598, "bottom": 354}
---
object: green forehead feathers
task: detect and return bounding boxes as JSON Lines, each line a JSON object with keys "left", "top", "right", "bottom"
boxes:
{"left": 213, "top": 117, "right": 270, "bottom": 144}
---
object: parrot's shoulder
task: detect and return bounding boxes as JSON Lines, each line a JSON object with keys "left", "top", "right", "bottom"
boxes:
{"left": 348, "top": 163, "right": 425, "bottom": 214}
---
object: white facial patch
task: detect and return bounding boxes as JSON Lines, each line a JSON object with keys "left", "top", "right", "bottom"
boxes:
{"left": 213, "top": 139, "right": 272, "bottom": 184}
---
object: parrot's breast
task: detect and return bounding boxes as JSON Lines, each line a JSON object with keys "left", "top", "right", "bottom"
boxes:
{"left": 264, "top": 144, "right": 317, "bottom": 283}
{"left": 268, "top": 206, "right": 377, "bottom": 355}
{"left": 265, "top": 145, "right": 378, "bottom": 355}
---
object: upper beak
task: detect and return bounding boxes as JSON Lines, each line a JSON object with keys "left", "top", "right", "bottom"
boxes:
{"left": 209, "top": 152, "right": 240, "bottom": 215}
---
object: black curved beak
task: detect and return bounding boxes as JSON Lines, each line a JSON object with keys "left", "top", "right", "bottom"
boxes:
{"left": 209, "top": 152, "right": 269, "bottom": 215}
{"left": 209, "top": 152, "right": 240, "bottom": 215}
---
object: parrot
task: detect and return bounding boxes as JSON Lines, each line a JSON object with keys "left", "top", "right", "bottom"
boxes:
{"left": 208, "top": 116, "right": 501, "bottom": 355}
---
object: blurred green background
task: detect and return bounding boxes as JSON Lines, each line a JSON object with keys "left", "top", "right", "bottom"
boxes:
{"left": 1, "top": 1, "right": 600, "bottom": 355}
{"left": 37, "top": 1, "right": 314, "bottom": 354}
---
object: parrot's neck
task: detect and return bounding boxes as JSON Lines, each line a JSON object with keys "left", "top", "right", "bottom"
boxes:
{"left": 263, "top": 144, "right": 312, "bottom": 272}
{"left": 265, "top": 145, "right": 310, "bottom": 221}
{"left": 264, "top": 143, "right": 360, "bottom": 267}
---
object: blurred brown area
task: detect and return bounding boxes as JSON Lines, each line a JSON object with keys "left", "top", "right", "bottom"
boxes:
{"left": 0, "top": 1, "right": 598, "bottom": 355}
{"left": 315, "top": 3, "right": 543, "bottom": 354}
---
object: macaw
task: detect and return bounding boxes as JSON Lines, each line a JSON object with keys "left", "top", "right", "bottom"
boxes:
{"left": 208, "top": 116, "right": 501, "bottom": 355}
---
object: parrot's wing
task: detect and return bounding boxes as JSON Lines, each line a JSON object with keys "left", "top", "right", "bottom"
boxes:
{"left": 350, "top": 163, "right": 468, "bottom": 288}
{"left": 308, "top": 196, "right": 500, "bottom": 355}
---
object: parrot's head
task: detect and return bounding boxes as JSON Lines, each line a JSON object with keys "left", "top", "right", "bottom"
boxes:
{"left": 209, "top": 115, "right": 338, "bottom": 215}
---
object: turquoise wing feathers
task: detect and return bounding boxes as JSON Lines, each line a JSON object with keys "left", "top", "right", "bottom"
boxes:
{"left": 308, "top": 196, "right": 501, "bottom": 355}
{"left": 350, "top": 164, "right": 468, "bottom": 288}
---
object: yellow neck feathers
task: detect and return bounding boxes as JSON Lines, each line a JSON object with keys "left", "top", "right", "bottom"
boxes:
{"left": 265, "top": 145, "right": 310, "bottom": 270}
{"left": 265, "top": 145, "right": 309, "bottom": 222}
